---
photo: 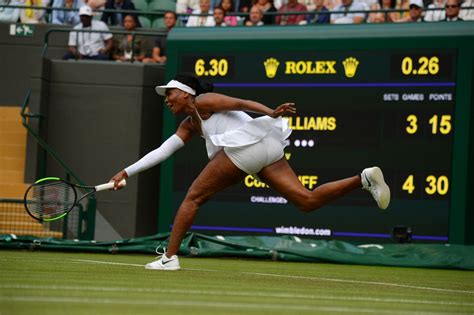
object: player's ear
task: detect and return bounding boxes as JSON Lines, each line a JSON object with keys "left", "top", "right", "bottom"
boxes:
{"left": 182, "top": 91, "right": 191, "bottom": 99}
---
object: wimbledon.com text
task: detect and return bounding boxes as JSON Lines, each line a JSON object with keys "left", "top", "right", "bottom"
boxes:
{"left": 274, "top": 226, "right": 331, "bottom": 236}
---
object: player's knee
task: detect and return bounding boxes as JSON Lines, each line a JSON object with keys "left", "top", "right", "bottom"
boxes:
{"left": 297, "top": 203, "right": 318, "bottom": 213}
{"left": 295, "top": 196, "right": 322, "bottom": 213}
{"left": 291, "top": 191, "right": 319, "bottom": 212}
{"left": 185, "top": 190, "right": 209, "bottom": 207}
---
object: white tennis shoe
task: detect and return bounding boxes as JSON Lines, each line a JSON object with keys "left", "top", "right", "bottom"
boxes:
{"left": 361, "top": 167, "right": 391, "bottom": 210}
{"left": 145, "top": 254, "right": 180, "bottom": 271}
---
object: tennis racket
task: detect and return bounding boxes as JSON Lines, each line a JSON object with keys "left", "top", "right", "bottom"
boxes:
{"left": 24, "top": 177, "right": 126, "bottom": 222}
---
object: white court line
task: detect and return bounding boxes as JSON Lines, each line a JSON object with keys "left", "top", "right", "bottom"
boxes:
{"left": 243, "top": 272, "right": 474, "bottom": 295}
{"left": 71, "top": 259, "right": 220, "bottom": 272}
{"left": 2, "top": 257, "right": 472, "bottom": 296}
{"left": 68, "top": 259, "right": 474, "bottom": 295}
{"left": 70, "top": 259, "right": 144, "bottom": 267}
{"left": 0, "top": 296, "right": 468, "bottom": 315}
{"left": 1, "top": 284, "right": 473, "bottom": 307}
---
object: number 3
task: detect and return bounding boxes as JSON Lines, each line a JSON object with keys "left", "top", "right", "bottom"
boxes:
{"left": 406, "top": 114, "right": 418, "bottom": 134}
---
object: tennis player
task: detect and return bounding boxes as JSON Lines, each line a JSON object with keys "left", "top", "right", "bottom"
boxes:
{"left": 110, "top": 73, "right": 390, "bottom": 270}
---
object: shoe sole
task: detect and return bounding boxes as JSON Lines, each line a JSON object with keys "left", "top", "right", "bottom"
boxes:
{"left": 369, "top": 167, "right": 390, "bottom": 210}
{"left": 145, "top": 265, "right": 181, "bottom": 271}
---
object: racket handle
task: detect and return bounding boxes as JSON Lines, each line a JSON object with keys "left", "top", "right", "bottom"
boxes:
{"left": 95, "top": 179, "right": 127, "bottom": 192}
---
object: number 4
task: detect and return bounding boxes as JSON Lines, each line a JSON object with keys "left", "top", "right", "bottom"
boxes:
{"left": 402, "top": 175, "right": 415, "bottom": 194}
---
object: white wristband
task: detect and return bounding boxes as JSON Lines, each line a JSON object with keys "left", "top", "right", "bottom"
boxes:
{"left": 124, "top": 134, "right": 185, "bottom": 177}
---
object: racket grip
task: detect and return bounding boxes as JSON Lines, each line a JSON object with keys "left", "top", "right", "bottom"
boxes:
{"left": 96, "top": 179, "right": 127, "bottom": 192}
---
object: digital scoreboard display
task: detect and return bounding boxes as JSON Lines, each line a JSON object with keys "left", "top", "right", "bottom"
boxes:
{"left": 168, "top": 49, "right": 456, "bottom": 243}
{"left": 158, "top": 24, "right": 474, "bottom": 244}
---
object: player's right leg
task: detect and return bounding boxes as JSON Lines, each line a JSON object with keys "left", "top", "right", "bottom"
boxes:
{"left": 145, "top": 150, "right": 246, "bottom": 270}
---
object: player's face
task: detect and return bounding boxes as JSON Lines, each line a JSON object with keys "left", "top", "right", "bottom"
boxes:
{"left": 164, "top": 89, "right": 188, "bottom": 114}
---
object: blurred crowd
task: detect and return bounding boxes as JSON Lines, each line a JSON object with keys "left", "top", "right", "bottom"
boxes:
{"left": 0, "top": 0, "right": 471, "bottom": 62}
{"left": 1, "top": 0, "right": 472, "bottom": 25}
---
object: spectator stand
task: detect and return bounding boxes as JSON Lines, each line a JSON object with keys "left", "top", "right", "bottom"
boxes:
{"left": 2, "top": 2, "right": 474, "bottom": 26}
{"left": 42, "top": 26, "right": 166, "bottom": 61}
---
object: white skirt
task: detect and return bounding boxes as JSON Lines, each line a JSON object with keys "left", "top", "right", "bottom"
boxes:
{"left": 206, "top": 116, "right": 292, "bottom": 175}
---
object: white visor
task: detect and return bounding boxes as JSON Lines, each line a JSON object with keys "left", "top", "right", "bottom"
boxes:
{"left": 155, "top": 80, "right": 196, "bottom": 96}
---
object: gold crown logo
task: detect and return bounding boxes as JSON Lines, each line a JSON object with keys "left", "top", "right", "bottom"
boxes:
{"left": 342, "top": 57, "right": 359, "bottom": 78}
{"left": 263, "top": 58, "right": 280, "bottom": 79}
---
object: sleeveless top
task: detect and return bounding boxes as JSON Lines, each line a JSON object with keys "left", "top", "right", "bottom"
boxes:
{"left": 194, "top": 109, "right": 292, "bottom": 160}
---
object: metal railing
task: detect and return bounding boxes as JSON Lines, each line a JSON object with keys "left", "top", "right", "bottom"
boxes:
{"left": 19, "top": 91, "right": 95, "bottom": 239}
{"left": 0, "top": 198, "right": 86, "bottom": 239}
{"left": 42, "top": 27, "right": 165, "bottom": 62}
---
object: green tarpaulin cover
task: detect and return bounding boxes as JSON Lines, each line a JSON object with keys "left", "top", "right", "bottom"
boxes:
{"left": 1, "top": 233, "right": 473, "bottom": 270}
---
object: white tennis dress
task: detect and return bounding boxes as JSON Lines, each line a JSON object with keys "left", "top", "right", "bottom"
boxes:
{"left": 195, "top": 110, "right": 292, "bottom": 175}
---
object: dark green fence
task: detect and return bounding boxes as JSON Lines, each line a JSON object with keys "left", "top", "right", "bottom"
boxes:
{"left": 17, "top": 91, "right": 96, "bottom": 239}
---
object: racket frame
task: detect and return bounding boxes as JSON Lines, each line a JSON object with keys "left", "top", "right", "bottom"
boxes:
{"left": 23, "top": 177, "right": 125, "bottom": 222}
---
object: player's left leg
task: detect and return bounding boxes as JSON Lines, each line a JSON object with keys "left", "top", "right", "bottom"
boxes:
{"left": 258, "top": 159, "right": 389, "bottom": 212}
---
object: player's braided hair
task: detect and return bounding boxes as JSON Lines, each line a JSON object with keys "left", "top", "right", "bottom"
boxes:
{"left": 173, "top": 73, "right": 214, "bottom": 96}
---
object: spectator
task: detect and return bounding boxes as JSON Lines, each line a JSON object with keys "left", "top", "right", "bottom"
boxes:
{"left": 459, "top": 0, "right": 473, "bottom": 20}
{"left": 186, "top": 0, "right": 215, "bottom": 26}
{"left": 442, "top": 0, "right": 462, "bottom": 20}
{"left": 176, "top": 0, "right": 199, "bottom": 13}
{"left": 218, "top": 0, "right": 238, "bottom": 25}
{"left": 87, "top": 0, "right": 106, "bottom": 9}
{"left": 63, "top": 6, "right": 113, "bottom": 60}
{"left": 397, "top": 0, "right": 424, "bottom": 21}
{"left": 237, "top": 0, "right": 252, "bottom": 13}
{"left": 325, "top": 0, "right": 342, "bottom": 10}
{"left": 357, "top": 0, "right": 377, "bottom": 11}
{"left": 210, "top": 0, "right": 219, "bottom": 8}
{"left": 307, "top": 0, "right": 330, "bottom": 23}
{"left": 254, "top": 0, "right": 277, "bottom": 24}
{"left": 213, "top": 6, "right": 227, "bottom": 25}
{"left": 0, "top": 0, "right": 21, "bottom": 22}
{"left": 330, "top": 0, "right": 366, "bottom": 23}
{"left": 176, "top": 0, "right": 199, "bottom": 24}
{"left": 396, "top": 0, "right": 410, "bottom": 20}
{"left": 245, "top": 4, "right": 264, "bottom": 25}
{"left": 20, "top": 0, "right": 50, "bottom": 23}
{"left": 142, "top": 10, "right": 177, "bottom": 64}
{"left": 112, "top": 14, "right": 146, "bottom": 62}
{"left": 51, "top": 0, "right": 85, "bottom": 25}
{"left": 300, "top": 0, "right": 316, "bottom": 11}
{"left": 101, "top": 0, "right": 140, "bottom": 27}
{"left": 276, "top": 0, "right": 307, "bottom": 25}
{"left": 424, "top": 0, "right": 446, "bottom": 21}
{"left": 368, "top": 0, "right": 397, "bottom": 22}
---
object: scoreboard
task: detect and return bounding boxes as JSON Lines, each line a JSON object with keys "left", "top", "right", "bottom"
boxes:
{"left": 159, "top": 23, "right": 474, "bottom": 244}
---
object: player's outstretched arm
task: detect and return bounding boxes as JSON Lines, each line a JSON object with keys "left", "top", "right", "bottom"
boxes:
{"left": 271, "top": 103, "right": 297, "bottom": 117}
{"left": 197, "top": 93, "right": 296, "bottom": 118}
{"left": 110, "top": 118, "right": 196, "bottom": 189}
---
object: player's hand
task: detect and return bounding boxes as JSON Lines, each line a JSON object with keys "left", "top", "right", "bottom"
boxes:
{"left": 109, "top": 170, "right": 128, "bottom": 190}
{"left": 271, "top": 103, "right": 296, "bottom": 118}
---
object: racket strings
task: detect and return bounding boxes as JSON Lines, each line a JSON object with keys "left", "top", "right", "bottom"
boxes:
{"left": 25, "top": 181, "right": 77, "bottom": 219}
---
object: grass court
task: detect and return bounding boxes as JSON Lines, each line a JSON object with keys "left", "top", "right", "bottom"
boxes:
{"left": 1, "top": 250, "right": 473, "bottom": 314}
